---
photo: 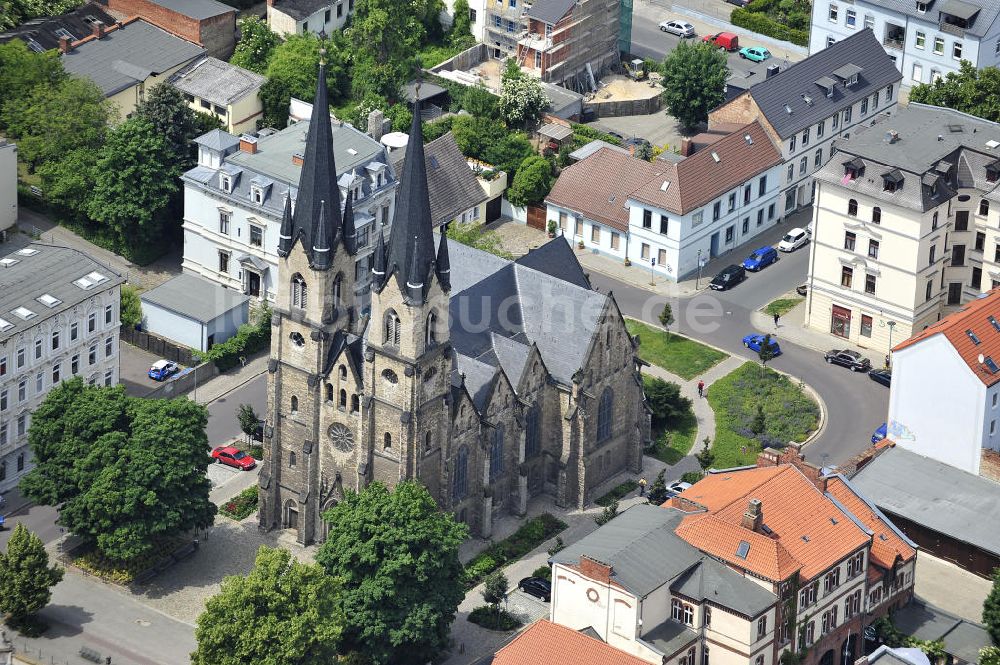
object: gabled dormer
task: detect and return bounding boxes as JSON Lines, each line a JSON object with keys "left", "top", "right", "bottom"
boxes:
{"left": 987, "top": 159, "right": 1000, "bottom": 184}
{"left": 882, "top": 169, "right": 904, "bottom": 193}
{"left": 843, "top": 156, "right": 865, "bottom": 180}
{"left": 249, "top": 176, "right": 273, "bottom": 205}
{"left": 365, "top": 161, "right": 387, "bottom": 191}
{"left": 219, "top": 165, "right": 242, "bottom": 194}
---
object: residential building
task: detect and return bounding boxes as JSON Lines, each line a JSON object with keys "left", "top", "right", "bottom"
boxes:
{"left": 257, "top": 64, "right": 649, "bottom": 544}
{"left": 545, "top": 122, "right": 783, "bottom": 280}
{"left": 804, "top": 104, "right": 1000, "bottom": 354}
{"left": 887, "top": 288, "right": 1000, "bottom": 474}
{"left": 60, "top": 18, "right": 205, "bottom": 120}
{"left": 170, "top": 56, "right": 265, "bottom": 134}
{"left": 140, "top": 273, "right": 250, "bottom": 351}
{"left": 0, "top": 2, "right": 115, "bottom": 52}
{"left": 102, "top": 0, "right": 236, "bottom": 59}
{"left": 859, "top": 645, "right": 931, "bottom": 665}
{"left": 0, "top": 244, "right": 124, "bottom": 493}
{"left": 852, "top": 445, "right": 1000, "bottom": 578}
{"left": 0, "top": 140, "right": 15, "bottom": 240}
{"left": 890, "top": 600, "right": 994, "bottom": 663}
{"left": 265, "top": 0, "right": 356, "bottom": 37}
{"left": 808, "top": 0, "right": 1000, "bottom": 86}
{"left": 550, "top": 447, "right": 916, "bottom": 665}
{"left": 181, "top": 119, "right": 398, "bottom": 307}
{"left": 483, "top": 0, "right": 528, "bottom": 64}
{"left": 493, "top": 619, "right": 654, "bottom": 665}
{"left": 709, "top": 29, "right": 901, "bottom": 214}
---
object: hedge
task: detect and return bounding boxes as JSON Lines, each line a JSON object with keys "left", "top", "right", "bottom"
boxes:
{"left": 194, "top": 304, "right": 272, "bottom": 370}
{"left": 731, "top": 7, "right": 809, "bottom": 47}
{"left": 462, "top": 513, "right": 567, "bottom": 587}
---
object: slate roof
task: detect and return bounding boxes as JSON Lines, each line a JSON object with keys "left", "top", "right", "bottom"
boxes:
{"left": 737, "top": 29, "right": 900, "bottom": 139}
{"left": 61, "top": 19, "right": 205, "bottom": 96}
{"left": 170, "top": 56, "right": 264, "bottom": 107}
{"left": 892, "top": 287, "right": 1000, "bottom": 386}
{"left": 0, "top": 244, "right": 124, "bottom": 342}
{"left": 391, "top": 132, "right": 488, "bottom": 227}
{"left": 493, "top": 620, "right": 652, "bottom": 665}
{"left": 853, "top": 0, "right": 1000, "bottom": 38}
{"left": 515, "top": 239, "right": 591, "bottom": 290}
{"left": 850, "top": 446, "right": 1000, "bottom": 556}
{"left": 892, "top": 600, "right": 994, "bottom": 664}
{"left": 0, "top": 2, "right": 115, "bottom": 51}
{"left": 143, "top": 0, "right": 235, "bottom": 20}
{"left": 269, "top": 0, "right": 334, "bottom": 21}
{"left": 193, "top": 128, "right": 240, "bottom": 152}
{"left": 525, "top": 0, "right": 576, "bottom": 24}
{"left": 141, "top": 273, "right": 248, "bottom": 323}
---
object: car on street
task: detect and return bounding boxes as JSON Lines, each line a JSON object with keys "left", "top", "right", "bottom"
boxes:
{"left": 739, "top": 46, "right": 771, "bottom": 62}
{"left": 518, "top": 577, "right": 552, "bottom": 602}
{"left": 709, "top": 264, "right": 746, "bottom": 290}
{"left": 702, "top": 32, "right": 740, "bottom": 51}
{"left": 796, "top": 283, "right": 808, "bottom": 296}
{"left": 778, "top": 227, "right": 809, "bottom": 252}
{"left": 868, "top": 369, "right": 892, "bottom": 387}
{"left": 824, "top": 349, "right": 872, "bottom": 372}
{"left": 211, "top": 445, "right": 257, "bottom": 470}
{"left": 742, "top": 334, "right": 782, "bottom": 356}
{"left": 871, "top": 422, "right": 887, "bottom": 445}
{"left": 148, "top": 359, "right": 179, "bottom": 381}
{"left": 659, "top": 19, "right": 696, "bottom": 37}
{"left": 742, "top": 246, "right": 778, "bottom": 271}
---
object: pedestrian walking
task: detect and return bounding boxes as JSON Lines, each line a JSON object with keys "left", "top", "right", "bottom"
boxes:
{"left": 697, "top": 379, "right": 705, "bottom": 398}
{"left": 638, "top": 477, "right": 647, "bottom": 496}
{"left": 884, "top": 355, "right": 890, "bottom": 370}
{"left": 773, "top": 312, "right": 780, "bottom": 328}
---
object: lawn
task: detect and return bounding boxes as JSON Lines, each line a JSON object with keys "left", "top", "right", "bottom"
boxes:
{"left": 647, "top": 409, "right": 698, "bottom": 465}
{"left": 706, "top": 362, "right": 820, "bottom": 468}
{"left": 626, "top": 319, "right": 728, "bottom": 380}
{"left": 762, "top": 297, "right": 805, "bottom": 317}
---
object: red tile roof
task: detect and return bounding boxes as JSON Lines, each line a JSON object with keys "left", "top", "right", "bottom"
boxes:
{"left": 826, "top": 476, "right": 915, "bottom": 570}
{"left": 492, "top": 620, "right": 652, "bottom": 665}
{"left": 892, "top": 288, "right": 1000, "bottom": 386}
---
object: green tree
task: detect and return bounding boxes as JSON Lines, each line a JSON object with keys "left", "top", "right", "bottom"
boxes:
{"left": 0, "top": 0, "right": 83, "bottom": 30}
{"left": 348, "top": 0, "right": 423, "bottom": 100}
{"left": 415, "top": 0, "right": 447, "bottom": 44}
{"left": 909, "top": 61, "right": 1000, "bottom": 123}
{"left": 695, "top": 437, "right": 715, "bottom": 472}
{"left": 0, "top": 40, "right": 66, "bottom": 129}
{"left": 260, "top": 32, "right": 349, "bottom": 128}
{"left": 984, "top": 567, "right": 1000, "bottom": 644}
{"left": 237, "top": 403, "right": 259, "bottom": 444}
{"left": 482, "top": 571, "right": 508, "bottom": 616}
{"left": 658, "top": 303, "right": 675, "bottom": 332}
{"left": 446, "top": 221, "right": 514, "bottom": 259}
{"left": 136, "top": 82, "right": 200, "bottom": 173}
{"left": 595, "top": 500, "right": 619, "bottom": 525}
{"left": 660, "top": 41, "right": 728, "bottom": 131}
{"left": 193, "top": 546, "right": 344, "bottom": 665}
{"left": 36, "top": 147, "right": 94, "bottom": 219}
{"left": 980, "top": 646, "right": 1000, "bottom": 665}
{"left": 758, "top": 333, "right": 776, "bottom": 372}
{"left": 119, "top": 284, "right": 142, "bottom": 328}
{"left": 449, "top": 0, "right": 476, "bottom": 48}
{"left": 20, "top": 379, "right": 216, "bottom": 562}
{"left": 0, "top": 524, "right": 64, "bottom": 627}
{"left": 229, "top": 15, "right": 280, "bottom": 74}
{"left": 750, "top": 404, "right": 767, "bottom": 435}
{"left": 643, "top": 377, "right": 691, "bottom": 427}
{"left": 506, "top": 155, "right": 554, "bottom": 207}
{"left": 646, "top": 469, "right": 669, "bottom": 505}
{"left": 461, "top": 83, "right": 498, "bottom": 117}
{"left": 498, "top": 65, "right": 547, "bottom": 128}
{"left": 315, "top": 482, "right": 467, "bottom": 665}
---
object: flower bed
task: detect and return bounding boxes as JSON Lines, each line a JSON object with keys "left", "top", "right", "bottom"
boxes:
{"left": 595, "top": 480, "right": 638, "bottom": 507}
{"left": 72, "top": 536, "right": 189, "bottom": 585}
{"left": 468, "top": 606, "right": 522, "bottom": 631}
{"left": 462, "top": 513, "right": 567, "bottom": 587}
{"left": 218, "top": 486, "right": 259, "bottom": 521}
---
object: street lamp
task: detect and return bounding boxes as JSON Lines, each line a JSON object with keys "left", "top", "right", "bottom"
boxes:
{"left": 696, "top": 249, "right": 704, "bottom": 290}
{"left": 887, "top": 321, "right": 896, "bottom": 368}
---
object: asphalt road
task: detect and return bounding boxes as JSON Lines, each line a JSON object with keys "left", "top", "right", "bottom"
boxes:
{"left": 205, "top": 373, "right": 268, "bottom": 446}
{"left": 630, "top": 11, "right": 763, "bottom": 77}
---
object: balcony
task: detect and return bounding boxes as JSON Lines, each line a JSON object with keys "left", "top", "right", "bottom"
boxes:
{"left": 883, "top": 24, "right": 905, "bottom": 50}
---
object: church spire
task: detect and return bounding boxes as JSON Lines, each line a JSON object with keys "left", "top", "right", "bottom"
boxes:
{"left": 311, "top": 199, "right": 332, "bottom": 270}
{"left": 277, "top": 192, "right": 293, "bottom": 257}
{"left": 341, "top": 188, "right": 357, "bottom": 256}
{"left": 371, "top": 222, "right": 387, "bottom": 290}
{"left": 405, "top": 235, "right": 426, "bottom": 304}
{"left": 435, "top": 228, "right": 451, "bottom": 292}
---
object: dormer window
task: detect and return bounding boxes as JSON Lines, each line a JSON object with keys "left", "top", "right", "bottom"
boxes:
{"left": 987, "top": 162, "right": 1000, "bottom": 183}
{"left": 916, "top": 0, "right": 926, "bottom": 12}
{"left": 221, "top": 174, "right": 232, "bottom": 193}
{"left": 843, "top": 157, "right": 865, "bottom": 180}
{"left": 882, "top": 169, "right": 904, "bottom": 192}
{"left": 833, "top": 63, "right": 863, "bottom": 88}
{"left": 251, "top": 185, "right": 263, "bottom": 204}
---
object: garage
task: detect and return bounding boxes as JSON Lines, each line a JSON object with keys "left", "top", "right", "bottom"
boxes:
{"left": 140, "top": 273, "right": 250, "bottom": 352}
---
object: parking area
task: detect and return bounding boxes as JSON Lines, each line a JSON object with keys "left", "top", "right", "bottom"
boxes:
{"left": 120, "top": 342, "right": 184, "bottom": 397}
{"left": 504, "top": 589, "right": 550, "bottom": 625}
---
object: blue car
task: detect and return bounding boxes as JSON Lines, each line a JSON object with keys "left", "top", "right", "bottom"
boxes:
{"left": 148, "top": 359, "right": 179, "bottom": 381}
{"left": 742, "top": 334, "right": 782, "bottom": 356}
{"left": 872, "top": 423, "right": 887, "bottom": 445}
{"left": 742, "top": 246, "right": 778, "bottom": 271}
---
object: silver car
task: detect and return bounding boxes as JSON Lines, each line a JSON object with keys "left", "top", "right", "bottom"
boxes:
{"left": 659, "top": 19, "right": 696, "bottom": 37}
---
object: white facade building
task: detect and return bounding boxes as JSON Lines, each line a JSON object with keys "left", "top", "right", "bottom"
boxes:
{"left": 809, "top": 0, "right": 1000, "bottom": 86}
{"left": 0, "top": 244, "right": 123, "bottom": 493}
{"left": 266, "top": 0, "right": 355, "bottom": 37}
{"left": 0, "top": 139, "right": 16, "bottom": 239}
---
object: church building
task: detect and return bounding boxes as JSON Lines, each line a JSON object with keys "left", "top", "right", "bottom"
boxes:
{"left": 258, "top": 59, "right": 650, "bottom": 544}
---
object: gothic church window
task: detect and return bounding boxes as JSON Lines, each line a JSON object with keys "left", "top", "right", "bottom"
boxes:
{"left": 339, "top": 389, "right": 347, "bottom": 409}
{"left": 290, "top": 395, "right": 299, "bottom": 415}
{"left": 333, "top": 273, "right": 343, "bottom": 308}
{"left": 290, "top": 332, "right": 305, "bottom": 347}
{"left": 453, "top": 445, "right": 469, "bottom": 500}
{"left": 598, "top": 388, "right": 613, "bottom": 442}
{"left": 339, "top": 365, "right": 347, "bottom": 380}
{"left": 426, "top": 311, "right": 438, "bottom": 347}
{"left": 384, "top": 432, "right": 392, "bottom": 449}
{"left": 350, "top": 394, "right": 359, "bottom": 413}
{"left": 325, "top": 383, "right": 333, "bottom": 402}
{"left": 291, "top": 275, "right": 307, "bottom": 308}
{"left": 425, "top": 431, "right": 432, "bottom": 451}
{"left": 289, "top": 452, "right": 296, "bottom": 467}
{"left": 526, "top": 405, "right": 541, "bottom": 457}
{"left": 489, "top": 424, "right": 504, "bottom": 481}
{"left": 384, "top": 309, "right": 400, "bottom": 346}
{"left": 382, "top": 369, "right": 398, "bottom": 384}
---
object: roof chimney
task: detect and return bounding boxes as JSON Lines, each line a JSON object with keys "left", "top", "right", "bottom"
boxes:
{"left": 367, "top": 108, "right": 385, "bottom": 141}
{"left": 578, "top": 555, "right": 613, "bottom": 583}
{"left": 91, "top": 22, "right": 105, "bottom": 39}
{"left": 291, "top": 152, "right": 304, "bottom": 166}
{"left": 58, "top": 36, "right": 73, "bottom": 53}
{"left": 680, "top": 138, "right": 693, "bottom": 157}
{"left": 766, "top": 64, "right": 780, "bottom": 79}
{"left": 239, "top": 134, "right": 258, "bottom": 154}
{"left": 741, "top": 498, "right": 763, "bottom": 532}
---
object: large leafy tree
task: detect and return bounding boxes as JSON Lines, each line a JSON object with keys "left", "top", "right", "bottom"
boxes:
{"left": 660, "top": 41, "right": 728, "bottom": 131}
{"left": 229, "top": 15, "right": 281, "bottom": 74}
{"left": 136, "top": 82, "right": 200, "bottom": 173}
{"left": 36, "top": 147, "right": 94, "bottom": 219}
{"left": 315, "top": 481, "right": 468, "bottom": 665}
{"left": 449, "top": 0, "right": 475, "bottom": 49}
{"left": 0, "top": 524, "right": 64, "bottom": 626}
{"left": 347, "top": 0, "right": 423, "bottom": 100}
{"left": 20, "top": 379, "right": 216, "bottom": 562}
{"left": 498, "top": 63, "right": 547, "bottom": 129}
{"left": 0, "top": 40, "right": 66, "bottom": 129}
{"left": 119, "top": 284, "right": 142, "bottom": 328}
{"left": 643, "top": 376, "right": 691, "bottom": 428}
{"left": 0, "top": 0, "right": 82, "bottom": 30}
{"left": 909, "top": 61, "right": 1000, "bottom": 123}
{"left": 193, "top": 546, "right": 344, "bottom": 665}
{"left": 985, "top": 567, "right": 1000, "bottom": 644}
{"left": 260, "top": 31, "right": 349, "bottom": 128}
{"left": 506, "top": 155, "right": 555, "bottom": 207}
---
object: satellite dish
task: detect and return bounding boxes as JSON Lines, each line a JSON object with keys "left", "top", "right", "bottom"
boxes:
{"left": 979, "top": 354, "right": 985, "bottom": 364}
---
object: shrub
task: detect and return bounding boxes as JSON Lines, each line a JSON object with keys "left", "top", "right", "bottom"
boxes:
{"left": 595, "top": 480, "right": 638, "bottom": 506}
{"left": 730, "top": 7, "right": 809, "bottom": 46}
{"left": 461, "top": 513, "right": 567, "bottom": 587}
{"left": 218, "top": 486, "right": 259, "bottom": 521}
{"left": 595, "top": 500, "right": 619, "bottom": 526}
{"left": 681, "top": 471, "right": 705, "bottom": 484}
{"left": 248, "top": 444, "right": 264, "bottom": 460}
{"left": 532, "top": 565, "right": 551, "bottom": 580}
{"left": 195, "top": 305, "right": 272, "bottom": 370}
{"left": 468, "top": 606, "right": 522, "bottom": 631}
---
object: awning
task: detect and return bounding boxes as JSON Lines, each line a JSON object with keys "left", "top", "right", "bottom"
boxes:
{"left": 237, "top": 254, "right": 269, "bottom": 272}
{"left": 939, "top": 0, "right": 979, "bottom": 20}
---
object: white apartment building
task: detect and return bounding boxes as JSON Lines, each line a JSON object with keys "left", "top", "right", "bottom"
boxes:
{"left": 805, "top": 104, "right": 1000, "bottom": 353}
{"left": 265, "top": 0, "right": 355, "bottom": 37}
{"left": 709, "top": 29, "right": 901, "bottom": 214}
{"left": 545, "top": 123, "right": 783, "bottom": 281}
{"left": 0, "top": 244, "right": 124, "bottom": 493}
{"left": 809, "top": 0, "right": 1000, "bottom": 86}
{"left": 0, "top": 139, "right": 15, "bottom": 240}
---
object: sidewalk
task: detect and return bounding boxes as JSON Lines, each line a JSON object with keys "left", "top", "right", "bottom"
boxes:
{"left": 192, "top": 353, "right": 268, "bottom": 407}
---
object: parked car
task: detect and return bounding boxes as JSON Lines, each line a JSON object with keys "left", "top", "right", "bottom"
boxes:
{"left": 739, "top": 46, "right": 771, "bottom": 62}
{"left": 824, "top": 349, "right": 872, "bottom": 371}
{"left": 726, "top": 0, "right": 750, "bottom": 6}
{"left": 742, "top": 246, "right": 778, "bottom": 271}
{"left": 742, "top": 334, "right": 782, "bottom": 356}
{"left": 623, "top": 136, "right": 652, "bottom": 151}
{"left": 778, "top": 227, "right": 809, "bottom": 252}
{"left": 796, "top": 283, "right": 808, "bottom": 296}
{"left": 148, "top": 359, "right": 179, "bottom": 381}
{"left": 211, "top": 445, "right": 257, "bottom": 470}
{"left": 668, "top": 481, "right": 692, "bottom": 494}
{"left": 871, "top": 422, "right": 887, "bottom": 445}
{"left": 709, "top": 264, "right": 746, "bottom": 291}
{"left": 868, "top": 369, "right": 892, "bottom": 387}
{"left": 659, "top": 19, "right": 696, "bottom": 37}
{"left": 518, "top": 577, "right": 552, "bottom": 602}
{"left": 702, "top": 32, "right": 740, "bottom": 51}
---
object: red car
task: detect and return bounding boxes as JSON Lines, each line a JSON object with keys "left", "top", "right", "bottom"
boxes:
{"left": 211, "top": 446, "right": 257, "bottom": 470}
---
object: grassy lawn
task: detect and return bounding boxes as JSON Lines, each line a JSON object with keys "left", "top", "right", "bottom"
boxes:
{"left": 762, "top": 297, "right": 805, "bottom": 317}
{"left": 707, "top": 362, "right": 820, "bottom": 468}
{"left": 647, "top": 410, "right": 698, "bottom": 465}
{"left": 626, "top": 319, "right": 728, "bottom": 380}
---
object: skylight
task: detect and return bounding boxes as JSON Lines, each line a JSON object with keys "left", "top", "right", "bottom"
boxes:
{"left": 967, "top": 329, "right": 981, "bottom": 345}
{"left": 37, "top": 294, "right": 61, "bottom": 308}
{"left": 986, "top": 356, "right": 1000, "bottom": 374}
{"left": 16, "top": 248, "right": 38, "bottom": 257}
{"left": 0, "top": 317, "right": 12, "bottom": 332}
{"left": 0, "top": 258, "right": 18, "bottom": 268}
{"left": 711, "top": 151, "right": 720, "bottom": 163}
{"left": 12, "top": 306, "right": 36, "bottom": 320}
{"left": 990, "top": 315, "right": 1000, "bottom": 332}
{"left": 736, "top": 540, "right": 750, "bottom": 559}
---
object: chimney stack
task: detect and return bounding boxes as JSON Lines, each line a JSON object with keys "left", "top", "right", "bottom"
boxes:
{"left": 766, "top": 64, "right": 780, "bottom": 79}
{"left": 680, "top": 138, "right": 693, "bottom": 157}
{"left": 741, "top": 498, "right": 763, "bottom": 532}
{"left": 92, "top": 22, "right": 105, "bottom": 39}
{"left": 578, "top": 556, "right": 613, "bottom": 584}
{"left": 58, "top": 36, "right": 73, "bottom": 53}
{"left": 291, "top": 152, "right": 304, "bottom": 166}
{"left": 239, "top": 134, "right": 258, "bottom": 154}
{"left": 367, "top": 109, "right": 385, "bottom": 141}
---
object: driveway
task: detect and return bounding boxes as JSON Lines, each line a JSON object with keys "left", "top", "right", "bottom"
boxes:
{"left": 120, "top": 343, "right": 178, "bottom": 397}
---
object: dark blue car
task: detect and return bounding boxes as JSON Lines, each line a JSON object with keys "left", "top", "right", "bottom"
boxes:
{"left": 742, "top": 334, "right": 782, "bottom": 356}
{"left": 872, "top": 423, "right": 887, "bottom": 445}
{"left": 741, "top": 246, "right": 778, "bottom": 271}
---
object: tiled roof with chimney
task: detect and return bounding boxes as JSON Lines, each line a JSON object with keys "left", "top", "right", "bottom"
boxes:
{"left": 0, "top": 1, "right": 116, "bottom": 52}
{"left": 892, "top": 287, "right": 1000, "bottom": 386}
{"left": 493, "top": 620, "right": 652, "bottom": 665}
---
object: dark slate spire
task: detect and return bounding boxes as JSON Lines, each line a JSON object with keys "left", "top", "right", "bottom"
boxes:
{"left": 341, "top": 189, "right": 357, "bottom": 256}
{"left": 435, "top": 230, "right": 451, "bottom": 292}
{"left": 277, "top": 192, "right": 293, "bottom": 257}
{"left": 385, "top": 94, "right": 435, "bottom": 300}
{"left": 371, "top": 223, "right": 387, "bottom": 290}
{"left": 312, "top": 199, "right": 332, "bottom": 270}
{"left": 405, "top": 235, "right": 425, "bottom": 303}
{"left": 290, "top": 52, "right": 342, "bottom": 268}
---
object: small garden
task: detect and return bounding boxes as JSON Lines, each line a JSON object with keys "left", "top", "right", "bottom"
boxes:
{"left": 707, "top": 362, "right": 820, "bottom": 468}
{"left": 218, "top": 486, "right": 260, "bottom": 521}
{"left": 462, "top": 513, "right": 567, "bottom": 587}
{"left": 731, "top": 0, "right": 811, "bottom": 47}
{"left": 763, "top": 297, "right": 804, "bottom": 318}
{"left": 643, "top": 375, "right": 698, "bottom": 464}
{"left": 72, "top": 535, "right": 190, "bottom": 585}
{"left": 627, "top": 319, "right": 728, "bottom": 380}
{"left": 595, "top": 479, "right": 638, "bottom": 507}
{"left": 468, "top": 572, "right": 523, "bottom": 631}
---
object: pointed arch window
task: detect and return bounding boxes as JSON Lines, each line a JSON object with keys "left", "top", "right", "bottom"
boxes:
{"left": 290, "top": 395, "right": 299, "bottom": 415}
{"left": 453, "top": 445, "right": 469, "bottom": 500}
{"left": 333, "top": 273, "right": 343, "bottom": 308}
{"left": 325, "top": 383, "right": 333, "bottom": 402}
{"left": 525, "top": 404, "right": 541, "bottom": 458}
{"left": 339, "top": 364, "right": 347, "bottom": 380}
{"left": 426, "top": 311, "right": 438, "bottom": 347}
{"left": 489, "top": 424, "right": 505, "bottom": 481}
{"left": 598, "top": 388, "right": 613, "bottom": 442}
{"left": 339, "top": 389, "right": 347, "bottom": 409}
{"left": 291, "top": 275, "right": 307, "bottom": 308}
{"left": 384, "top": 309, "right": 400, "bottom": 346}
{"left": 350, "top": 394, "right": 359, "bottom": 413}
{"left": 383, "top": 432, "right": 392, "bottom": 450}
{"left": 425, "top": 431, "right": 432, "bottom": 451}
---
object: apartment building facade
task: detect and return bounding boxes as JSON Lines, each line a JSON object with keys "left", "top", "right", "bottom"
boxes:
{"left": 265, "top": 0, "right": 356, "bottom": 37}
{"left": 0, "top": 244, "right": 124, "bottom": 493}
{"left": 804, "top": 104, "right": 1000, "bottom": 353}
{"left": 808, "top": 0, "right": 1000, "bottom": 87}
{"left": 0, "top": 140, "right": 15, "bottom": 240}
